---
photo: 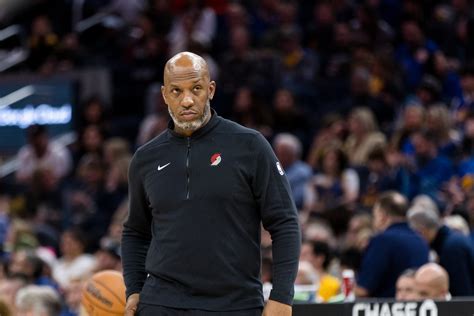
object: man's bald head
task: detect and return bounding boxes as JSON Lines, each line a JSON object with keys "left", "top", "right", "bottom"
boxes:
{"left": 161, "top": 51, "right": 216, "bottom": 136}
{"left": 415, "top": 263, "right": 449, "bottom": 300}
{"left": 164, "top": 52, "right": 210, "bottom": 84}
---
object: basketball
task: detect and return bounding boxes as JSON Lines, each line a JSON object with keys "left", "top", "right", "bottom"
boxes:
{"left": 81, "top": 270, "right": 126, "bottom": 316}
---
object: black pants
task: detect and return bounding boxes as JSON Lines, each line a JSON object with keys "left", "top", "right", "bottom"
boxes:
{"left": 136, "top": 303, "right": 262, "bottom": 316}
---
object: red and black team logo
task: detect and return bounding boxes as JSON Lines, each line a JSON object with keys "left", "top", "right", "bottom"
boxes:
{"left": 210, "top": 153, "right": 222, "bottom": 166}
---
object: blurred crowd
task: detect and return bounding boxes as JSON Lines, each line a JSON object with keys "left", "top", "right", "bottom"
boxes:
{"left": 1, "top": 0, "right": 474, "bottom": 314}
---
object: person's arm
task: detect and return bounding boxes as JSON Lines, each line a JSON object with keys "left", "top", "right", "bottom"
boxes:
{"left": 121, "top": 152, "right": 152, "bottom": 307}
{"left": 251, "top": 134, "right": 301, "bottom": 309}
{"left": 356, "top": 235, "right": 389, "bottom": 298}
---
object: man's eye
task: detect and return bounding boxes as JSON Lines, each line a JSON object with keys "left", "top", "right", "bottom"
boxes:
{"left": 193, "top": 86, "right": 202, "bottom": 91}
{"left": 172, "top": 89, "right": 180, "bottom": 94}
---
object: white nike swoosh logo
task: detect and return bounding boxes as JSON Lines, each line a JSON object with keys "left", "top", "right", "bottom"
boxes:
{"left": 157, "top": 163, "right": 171, "bottom": 171}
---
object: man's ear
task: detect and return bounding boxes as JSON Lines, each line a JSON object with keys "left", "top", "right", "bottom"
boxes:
{"left": 161, "top": 86, "right": 168, "bottom": 104}
{"left": 209, "top": 81, "right": 216, "bottom": 100}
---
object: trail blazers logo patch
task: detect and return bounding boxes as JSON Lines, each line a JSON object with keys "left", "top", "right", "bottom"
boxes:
{"left": 210, "top": 153, "right": 222, "bottom": 166}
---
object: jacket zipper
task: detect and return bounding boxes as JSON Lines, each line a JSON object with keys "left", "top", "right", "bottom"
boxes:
{"left": 186, "top": 137, "right": 191, "bottom": 199}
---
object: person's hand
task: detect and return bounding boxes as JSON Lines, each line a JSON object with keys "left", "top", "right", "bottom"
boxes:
{"left": 262, "top": 300, "right": 291, "bottom": 316}
{"left": 125, "top": 293, "right": 140, "bottom": 316}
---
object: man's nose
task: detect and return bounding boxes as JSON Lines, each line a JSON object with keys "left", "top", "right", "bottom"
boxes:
{"left": 181, "top": 92, "right": 194, "bottom": 107}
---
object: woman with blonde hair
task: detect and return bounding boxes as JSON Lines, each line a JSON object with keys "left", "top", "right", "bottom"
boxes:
{"left": 426, "top": 103, "right": 460, "bottom": 158}
{"left": 344, "top": 107, "right": 386, "bottom": 166}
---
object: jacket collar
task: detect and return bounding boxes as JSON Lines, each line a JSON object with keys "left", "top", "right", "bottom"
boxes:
{"left": 167, "top": 108, "right": 220, "bottom": 141}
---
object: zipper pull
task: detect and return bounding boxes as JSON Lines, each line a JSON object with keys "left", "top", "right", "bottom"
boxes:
{"left": 187, "top": 137, "right": 191, "bottom": 148}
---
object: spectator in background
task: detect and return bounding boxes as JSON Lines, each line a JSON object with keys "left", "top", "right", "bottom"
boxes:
{"left": 391, "top": 105, "right": 425, "bottom": 154}
{"left": 168, "top": 1, "right": 217, "bottom": 56}
{"left": 306, "top": 113, "right": 346, "bottom": 170}
{"left": 15, "top": 285, "right": 61, "bottom": 316}
{"left": 72, "top": 124, "right": 106, "bottom": 167}
{"left": 350, "top": 3, "right": 394, "bottom": 51}
{"left": 277, "top": 25, "right": 318, "bottom": 104}
{"left": 15, "top": 125, "right": 72, "bottom": 185}
{"left": 414, "top": 263, "right": 450, "bottom": 301}
{"left": 27, "top": 15, "right": 59, "bottom": 71}
{"left": 301, "top": 240, "right": 341, "bottom": 302}
{"left": 344, "top": 213, "right": 373, "bottom": 252}
{"left": 426, "top": 52, "right": 463, "bottom": 104}
{"left": 60, "top": 279, "right": 84, "bottom": 316}
{"left": 272, "top": 88, "right": 311, "bottom": 147}
{"left": 52, "top": 228, "right": 96, "bottom": 290}
{"left": 294, "top": 261, "right": 317, "bottom": 303}
{"left": 455, "top": 64, "right": 474, "bottom": 123}
{"left": 359, "top": 148, "right": 399, "bottom": 209}
{"left": 344, "top": 107, "right": 386, "bottom": 166}
{"left": 426, "top": 103, "right": 460, "bottom": 159}
{"left": 77, "top": 96, "right": 110, "bottom": 133}
{"left": 396, "top": 17, "right": 439, "bottom": 92}
{"left": 414, "top": 75, "right": 443, "bottom": 107}
{"left": 273, "top": 133, "right": 312, "bottom": 210}
{"left": 94, "top": 238, "right": 122, "bottom": 272}
{"left": 409, "top": 129, "right": 455, "bottom": 205}
{"left": 230, "top": 86, "right": 273, "bottom": 138}
{"left": 0, "top": 274, "right": 28, "bottom": 315}
{"left": 304, "top": 145, "right": 359, "bottom": 235}
{"left": 408, "top": 204, "right": 474, "bottom": 296}
{"left": 8, "top": 250, "right": 56, "bottom": 288}
{"left": 395, "top": 269, "right": 418, "bottom": 301}
{"left": 103, "top": 137, "right": 131, "bottom": 168}
{"left": 355, "top": 191, "right": 429, "bottom": 298}
{"left": 218, "top": 25, "right": 278, "bottom": 104}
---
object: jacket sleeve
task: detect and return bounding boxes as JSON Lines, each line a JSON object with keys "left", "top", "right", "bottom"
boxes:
{"left": 251, "top": 133, "right": 301, "bottom": 305}
{"left": 121, "top": 151, "right": 152, "bottom": 299}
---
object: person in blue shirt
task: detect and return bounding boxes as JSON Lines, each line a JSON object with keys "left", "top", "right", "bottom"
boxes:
{"left": 408, "top": 205, "right": 474, "bottom": 296}
{"left": 409, "top": 129, "right": 455, "bottom": 207}
{"left": 355, "top": 191, "right": 429, "bottom": 298}
{"left": 273, "top": 133, "right": 312, "bottom": 210}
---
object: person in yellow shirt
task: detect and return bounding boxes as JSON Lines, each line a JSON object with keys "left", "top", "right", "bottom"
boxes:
{"left": 300, "top": 240, "right": 341, "bottom": 301}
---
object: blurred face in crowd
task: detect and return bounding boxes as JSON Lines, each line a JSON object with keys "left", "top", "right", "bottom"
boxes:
{"left": 84, "top": 100, "right": 103, "bottom": 124}
{"left": 372, "top": 203, "right": 388, "bottom": 232}
{"left": 314, "top": 3, "right": 334, "bottom": 25}
{"left": 402, "top": 21, "right": 423, "bottom": 47}
{"left": 299, "top": 242, "right": 313, "bottom": 262}
{"left": 403, "top": 106, "right": 424, "bottom": 130}
{"left": 412, "top": 133, "right": 435, "bottom": 159}
{"left": 461, "top": 73, "right": 474, "bottom": 93}
{"left": 234, "top": 87, "right": 252, "bottom": 112}
{"left": 415, "top": 264, "right": 449, "bottom": 300}
{"left": 230, "top": 27, "right": 249, "bottom": 52}
{"left": 274, "top": 89, "right": 294, "bottom": 112}
{"left": 60, "top": 232, "right": 84, "bottom": 259}
{"left": 322, "top": 149, "right": 341, "bottom": 175}
{"left": 162, "top": 52, "right": 215, "bottom": 136}
{"left": 396, "top": 275, "right": 418, "bottom": 301}
{"left": 32, "top": 15, "right": 52, "bottom": 36}
{"left": 82, "top": 125, "right": 103, "bottom": 152}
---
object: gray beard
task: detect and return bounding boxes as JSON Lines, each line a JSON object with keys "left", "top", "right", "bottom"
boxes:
{"left": 169, "top": 100, "right": 211, "bottom": 133}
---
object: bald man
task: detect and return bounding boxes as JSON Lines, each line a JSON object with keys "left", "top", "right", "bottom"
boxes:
{"left": 414, "top": 263, "right": 450, "bottom": 300}
{"left": 121, "top": 52, "right": 300, "bottom": 316}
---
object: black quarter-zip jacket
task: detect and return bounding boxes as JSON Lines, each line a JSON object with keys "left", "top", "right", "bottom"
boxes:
{"left": 122, "top": 110, "right": 300, "bottom": 311}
